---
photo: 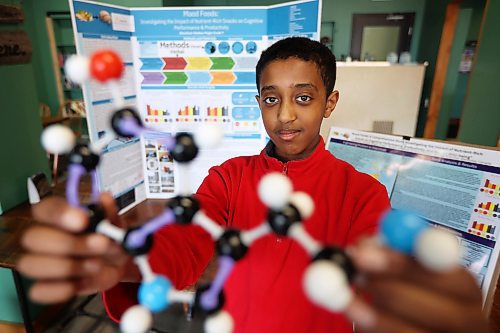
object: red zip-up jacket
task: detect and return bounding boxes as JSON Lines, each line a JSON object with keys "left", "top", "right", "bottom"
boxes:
{"left": 103, "top": 138, "right": 390, "bottom": 333}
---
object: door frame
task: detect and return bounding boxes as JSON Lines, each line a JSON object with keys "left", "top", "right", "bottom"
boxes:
{"left": 350, "top": 13, "right": 415, "bottom": 60}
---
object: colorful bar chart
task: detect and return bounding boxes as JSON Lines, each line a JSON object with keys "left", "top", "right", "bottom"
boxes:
{"left": 207, "top": 106, "right": 228, "bottom": 117}
{"left": 478, "top": 202, "right": 499, "bottom": 212}
{"left": 468, "top": 221, "right": 497, "bottom": 240}
{"left": 178, "top": 105, "right": 200, "bottom": 116}
{"left": 147, "top": 105, "right": 169, "bottom": 116}
{"left": 145, "top": 105, "right": 172, "bottom": 123}
{"left": 474, "top": 201, "right": 500, "bottom": 218}
{"left": 481, "top": 179, "right": 500, "bottom": 195}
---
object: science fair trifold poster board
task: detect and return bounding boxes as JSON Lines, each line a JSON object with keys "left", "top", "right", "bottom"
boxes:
{"left": 327, "top": 127, "right": 500, "bottom": 314}
{"left": 68, "top": 0, "right": 321, "bottom": 210}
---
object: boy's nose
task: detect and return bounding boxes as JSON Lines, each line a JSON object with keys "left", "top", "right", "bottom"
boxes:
{"left": 277, "top": 101, "right": 297, "bottom": 123}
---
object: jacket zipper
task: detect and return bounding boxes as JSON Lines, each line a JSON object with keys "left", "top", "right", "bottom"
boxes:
{"left": 282, "top": 163, "right": 288, "bottom": 175}
{"left": 276, "top": 162, "right": 289, "bottom": 244}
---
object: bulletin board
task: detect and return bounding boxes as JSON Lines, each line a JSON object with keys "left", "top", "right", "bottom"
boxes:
{"left": 327, "top": 127, "right": 500, "bottom": 314}
{"left": 69, "top": 0, "right": 321, "bottom": 210}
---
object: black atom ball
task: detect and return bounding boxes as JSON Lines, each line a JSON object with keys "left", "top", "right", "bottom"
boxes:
{"left": 111, "top": 107, "right": 142, "bottom": 138}
{"left": 68, "top": 143, "right": 100, "bottom": 172}
{"left": 167, "top": 195, "right": 200, "bottom": 224}
{"left": 193, "top": 284, "right": 225, "bottom": 315}
{"left": 171, "top": 133, "right": 198, "bottom": 163}
{"left": 267, "top": 203, "right": 301, "bottom": 236}
{"left": 85, "top": 204, "right": 106, "bottom": 233}
{"left": 313, "top": 246, "right": 356, "bottom": 282}
{"left": 216, "top": 229, "right": 248, "bottom": 261}
{"left": 122, "top": 226, "right": 154, "bottom": 256}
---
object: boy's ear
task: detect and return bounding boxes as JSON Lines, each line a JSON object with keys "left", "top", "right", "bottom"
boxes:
{"left": 324, "top": 90, "right": 339, "bottom": 118}
{"left": 255, "top": 95, "right": 262, "bottom": 108}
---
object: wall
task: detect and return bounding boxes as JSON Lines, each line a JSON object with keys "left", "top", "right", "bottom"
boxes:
{"left": 164, "top": 0, "right": 195, "bottom": 5}
{"left": 0, "top": 0, "right": 50, "bottom": 213}
{"left": 458, "top": 0, "right": 500, "bottom": 146}
{"left": 0, "top": 0, "right": 51, "bottom": 324}
{"left": 322, "top": 0, "right": 424, "bottom": 60}
{"left": 449, "top": 0, "right": 485, "bottom": 120}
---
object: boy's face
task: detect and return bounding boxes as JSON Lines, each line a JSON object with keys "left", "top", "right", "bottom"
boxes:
{"left": 256, "top": 58, "right": 339, "bottom": 162}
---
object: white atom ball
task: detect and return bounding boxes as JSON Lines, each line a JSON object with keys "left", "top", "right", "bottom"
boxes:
{"left": 120, "top": 305, "right": 153, "bottom": 333}
{"left": 303, "top": 261, "right": 352, "bottom": 312}
{"left": 64, "top": 55, "right": 90, "bottom": 84}
{"left": 258, "top": 172, "right": 292, "bottom": 210}
{"left": 194, "top": 123, "right": 223, "bottom": 149}
{"left": 204, "top": 310, "right": 234, "bottom": 333}
{"left": 415, "top": 228, "right": 460, "bottom": 272}
{"left": 289, "top": 191, "right": 315, "bottom": 220}
{"left": 41, "top": 125, "right": 76, "bottom": 154}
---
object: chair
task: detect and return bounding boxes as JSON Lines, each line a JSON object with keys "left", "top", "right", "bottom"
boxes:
{"left": 40, "top": 100, "right": 86, "bottom": 186}
{"left": 58, "top": 99, "right": 86, "bottom": 139}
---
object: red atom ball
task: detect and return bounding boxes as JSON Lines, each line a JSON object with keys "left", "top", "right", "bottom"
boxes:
{"left": 89, "top": 50, "right": 124, "bottom": 82}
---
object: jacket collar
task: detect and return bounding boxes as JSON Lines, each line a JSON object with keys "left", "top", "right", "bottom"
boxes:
{"left": 260, "top": 136, "right": 330, "bottom": 173}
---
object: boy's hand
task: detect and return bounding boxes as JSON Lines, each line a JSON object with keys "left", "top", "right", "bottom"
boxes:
{"left": 345, "top": 241, "right": 489, "bottom": 333}
{"left": 17, "top": 193, "right": 135, "bottom": 304}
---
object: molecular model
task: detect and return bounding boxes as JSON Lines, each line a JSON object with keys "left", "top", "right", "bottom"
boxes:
{"left": 40, "top": 49, "right": 461, "bottom": 333}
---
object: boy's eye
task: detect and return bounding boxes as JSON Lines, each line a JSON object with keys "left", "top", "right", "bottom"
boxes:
{"left": 263, "top": 96, "right": 279, "bottom": 105}
{"left": 296, "top": 95, "right": 312, "bottom": 103}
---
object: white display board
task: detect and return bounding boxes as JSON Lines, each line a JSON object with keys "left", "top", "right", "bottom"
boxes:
{"left": 327, "top": 127, "right": 500, "bottom": 313}
{"left": 69, "top": 0, "right": 321, "bottom": 209}
{"left": 320, "top": 63, "right": 426, "bottom": 139}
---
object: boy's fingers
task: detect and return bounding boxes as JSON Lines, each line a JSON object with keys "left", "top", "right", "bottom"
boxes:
{"left": 361, "top": 311, "right": 432, "bottom": 333}
{"left": 352, "top": 243, "right": 481, "bottom": 301}
{"left": 349, "top": 242, "right": 410, "bottom": 274}
{"left": 29, "top": 281, "right": 78, "bottom": 304}
{"left": 76, "top": 265, "right": 125, "bottom": 295}
{"left": 364, "top": 278, "right": 470, "bottom": 332}
{"left": 349, "top": 295, "right": 485, "bottom": 333}
{"left": 17, "top": 255, "right": 103, "bottom": 279}
{"left": 346, "top": 296, "right": 434, "bottom": 333}
{"left": 344, "top": 297, "right": 377, "bottom": 330}
{"left": 99, "top": 193, "right": 120, "bottom": 227}
{"left": 22, "top": 226, "right": 113, "bottom": 256}
{"left": 32, "top": 197, "right": 87, "bottom": 232}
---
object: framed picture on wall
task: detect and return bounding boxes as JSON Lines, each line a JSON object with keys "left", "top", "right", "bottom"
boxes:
{"left": 0, "top": 5, "right": 24, "bottom": 23}
{"left": 0, "top": 30, "right": 32, "bottom": 65}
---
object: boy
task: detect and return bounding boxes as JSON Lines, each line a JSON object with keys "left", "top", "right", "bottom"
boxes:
{"left": 18, "top": 37, "right": 487, "bottom": 333}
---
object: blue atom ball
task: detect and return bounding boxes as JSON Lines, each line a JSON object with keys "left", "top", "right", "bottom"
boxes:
{"left": 380, "top": 209, "right": 428, "bottom": 254}
{"left": 138, "top": 276, "right": 172, "bottom": 313}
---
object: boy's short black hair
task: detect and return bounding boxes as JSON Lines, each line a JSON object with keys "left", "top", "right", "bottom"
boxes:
{"left": 256, "top": 37, "right": 337, "bottom": 96}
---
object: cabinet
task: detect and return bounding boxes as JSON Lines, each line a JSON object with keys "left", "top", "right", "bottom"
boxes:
{"left": 320, "top": 21, "right": 335, "bottom": 53}
{"left": 46, "top": 12, "right": 87, "bottom": 139}
{"left": 46, "top": 13, "right": 83, "bottom": 105}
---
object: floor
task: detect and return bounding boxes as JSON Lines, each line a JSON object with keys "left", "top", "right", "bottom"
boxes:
{"left": 41, "top": 295, "right": 117, "bottom": 333}
{"left": 41, "top": 294, "right": 207, "bottom": 333}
